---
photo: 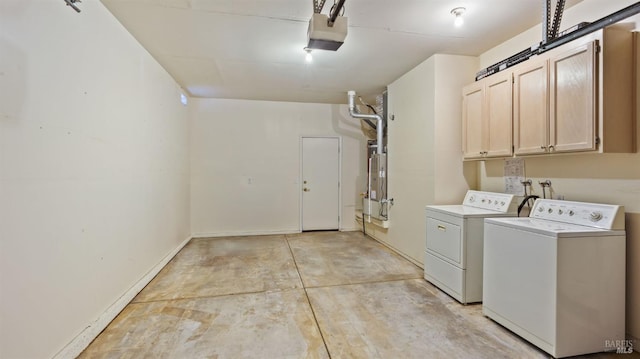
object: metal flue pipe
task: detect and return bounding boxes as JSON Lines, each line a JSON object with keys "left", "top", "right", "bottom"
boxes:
{"left": 347, "top": 90, "right": 384, "bottom": 154}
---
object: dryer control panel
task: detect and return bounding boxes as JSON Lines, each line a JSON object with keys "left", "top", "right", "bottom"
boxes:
{"left": 530, "top": 199, "right": 625, "bottom": 230}
{"left": 462, "top": 190, "right": 515, "bottom": 213}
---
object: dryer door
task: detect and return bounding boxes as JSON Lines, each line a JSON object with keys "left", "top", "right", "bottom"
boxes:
{"left": 426, "top": 217, "right": 462, "bottom": 266}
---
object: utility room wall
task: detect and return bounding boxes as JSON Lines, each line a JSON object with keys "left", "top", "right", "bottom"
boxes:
{"left": 0, "top": 1, "right": 190, "bottom": 358}
{"left": 364, "top": 54, "right": 478, "bottom": 266}
{"left": 189, "top": 98, "right": 367, "bottom": 236}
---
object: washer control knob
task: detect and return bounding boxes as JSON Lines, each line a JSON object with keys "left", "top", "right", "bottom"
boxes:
{"left": 548, "top": 208, "right": 553, "bottom": 213}
{"left": 501, "top": 201, "right": 505, "bottom": 206}
{"left": 537, "top": 206, "right": 545, "bottom": 212}
{"left": 569, "top": 210, "right": 575, "bottom": 216}
{"left": 590, "top": 211, "right": 603, "bottom": 222}
{"left": 558, "top": 209, "right": 563, "bottom": 215}
{"left": 468, "top": 195, "right": 475, "bottom": 202}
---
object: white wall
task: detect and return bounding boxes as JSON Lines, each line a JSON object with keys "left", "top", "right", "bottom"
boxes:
{"left": 190, "top": 98, "right": 367, "bottom": 236}
{"left": 476, "top": 0, "right": 640, "bottom": 343}
{"left": 0, "top": 1, "right": 190, "bottom": 358}
{"left": 366, "top": 54, "right": 478, "bottom": 266}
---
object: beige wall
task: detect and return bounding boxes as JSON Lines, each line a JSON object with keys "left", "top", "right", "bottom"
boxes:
{"left": 0, "top": 1, "right": 190, "bottom": 358}
{"left": 477, "top": 0, "right": 640, "bottom": 342}
{"left": 189, "top": 98, "right": 367, "bottom": 236}
{"left": 366, "top": 54, "right": 478, "bottom": 266}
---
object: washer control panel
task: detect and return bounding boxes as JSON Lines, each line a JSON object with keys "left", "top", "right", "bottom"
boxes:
{"left": 530, "top": 199, "right": 625, "bottom": 230}
{"left": 463, "top": 190, "right": 515, "bottom": 213}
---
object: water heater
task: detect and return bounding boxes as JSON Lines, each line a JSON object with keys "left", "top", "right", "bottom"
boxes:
{"left": 369, "top": 154, "right": 386, "bottom": 201}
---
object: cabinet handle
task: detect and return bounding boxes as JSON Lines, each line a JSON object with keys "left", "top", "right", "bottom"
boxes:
{"left": 540, "top": 145, "right": 547, "bottom": 151}
{"left": 437, "top": 225, "right": 446, "bottom": 231}
{"left": 549, "top": 145, "right": 555, "bottom": 152}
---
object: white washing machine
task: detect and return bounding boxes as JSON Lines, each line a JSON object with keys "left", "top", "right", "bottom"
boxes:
{"left": 424, "top": 190, "right": 516, "bottom": 304}
{"left": 483, "top": 199, "right": 626, "bottom": 358}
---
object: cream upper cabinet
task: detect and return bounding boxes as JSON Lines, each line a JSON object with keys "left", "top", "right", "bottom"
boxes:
{"left": 462, "top": 71, "right": 513, "bottom": 160}
{"left": 514, "top": 42, "right": 596, "bottom": 155}
{"left": 549, "top": 41, "right": 597, "bottom": 152}
{"left": 513, "top": 26, "right": 634, "bottom": 156}
{"left": 485, "top": 73, "right": 514, "bottom": 157}
{"left": 513, "top": 59, "right": 549, "bottom": 155}
{"left": 466, "top": 26, "right": 634, "bottom": 159}
{"left": 462, "top": 82, "right": 484, "bottom": 159}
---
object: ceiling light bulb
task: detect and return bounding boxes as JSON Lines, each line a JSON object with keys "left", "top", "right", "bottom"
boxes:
{"left": 304, "top": 48, "right": 313, "bottom": 63}
{"left": 451, "top": 7, "right": 466, "bottom": 27}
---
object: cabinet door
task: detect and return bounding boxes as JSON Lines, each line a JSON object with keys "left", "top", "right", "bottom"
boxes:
{"left": 485, "top": 72, "right": 513, "bottom": 157}
{"left": 462, "top": 82, "right": 485, "bottom": 159}
{"left": 514, "top": 59, "right": 549, "bottom": 155}
{"left": 549, "top": 41, "right": 596, "bottom": 152}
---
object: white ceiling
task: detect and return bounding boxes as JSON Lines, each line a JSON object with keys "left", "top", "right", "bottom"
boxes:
{"left": 100, "top": 0, "right": 581, "bottom": 104}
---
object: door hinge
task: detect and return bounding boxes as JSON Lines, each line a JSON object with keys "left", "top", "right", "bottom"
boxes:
{"left": 595, "top": 137, "right": 601, "bottom": 145}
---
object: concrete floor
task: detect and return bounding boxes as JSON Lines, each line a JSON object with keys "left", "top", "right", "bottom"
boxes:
{"left": 79, "top": 231, "right": 638, "bottom": 358}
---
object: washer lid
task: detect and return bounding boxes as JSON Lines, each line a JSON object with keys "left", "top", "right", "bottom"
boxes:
{"left": 485, "top": 217, "right": 626, "bottom": 237}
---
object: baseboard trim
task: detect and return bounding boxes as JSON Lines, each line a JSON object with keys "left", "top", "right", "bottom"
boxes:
{"left": 364, "top": 231, "right": 424, "bottom": 269}
{"left": 191, "top": 229, "right": 301, "bottom": 238}
{"left": 53, "top": 236, "right": 192, "bottom": 359}
{"left": 340, "top": 226, "right": 361, "bottom": 232}
{"left": 192, "top": 228, "right": 361, "bottom": 238}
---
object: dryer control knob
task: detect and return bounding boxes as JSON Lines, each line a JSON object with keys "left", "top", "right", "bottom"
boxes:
{"left": 537, "top": 206, "right": 545, "bottom": 212}
{"left": 590, "top": 211, "right": 603, "bottom": 222}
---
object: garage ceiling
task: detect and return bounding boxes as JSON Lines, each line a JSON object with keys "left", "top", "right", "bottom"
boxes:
{"left": 100, "top": 0, "right": 581, "bottom": 104}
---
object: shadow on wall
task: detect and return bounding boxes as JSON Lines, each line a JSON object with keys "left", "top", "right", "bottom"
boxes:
{"left": 330, "top": 104, "right": 364, "bottom": 140}
{"left": 0, "top": 36, "right": 27, "bottom": 125}
{"left": 625, "top": 213, "right": 640, "bottom": 339}
{"left": 483, "top": 153, "right": 640, "bottom": 180}
{"left": 463, "top": 161, "right": 479, "bottom": 191}
{"left": 331, "top": 104, "right": 369, "bottom": 210}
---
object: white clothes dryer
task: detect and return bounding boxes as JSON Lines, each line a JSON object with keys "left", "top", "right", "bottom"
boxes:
{"left": 424, "top": 190, "right": 516, "bottom": 304}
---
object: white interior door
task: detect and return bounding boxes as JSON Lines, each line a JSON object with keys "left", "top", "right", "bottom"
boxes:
{"left": 302, "top": 137, "right": 340, "bottom": 231}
